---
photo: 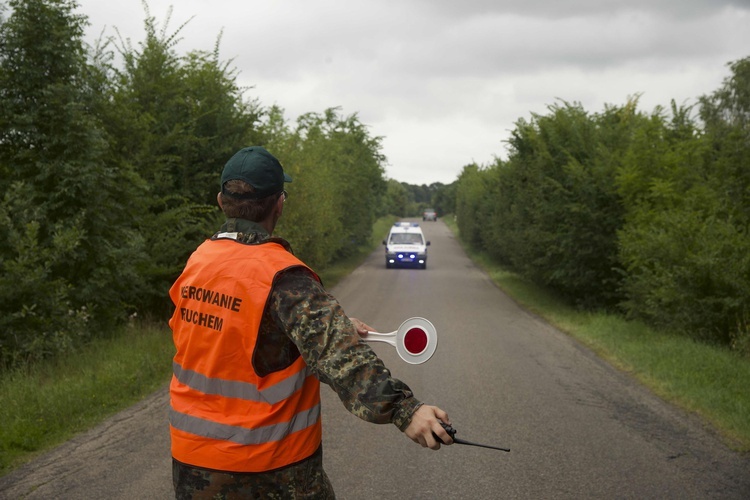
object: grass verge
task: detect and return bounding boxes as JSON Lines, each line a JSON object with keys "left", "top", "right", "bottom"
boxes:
{"left": 443, "top": 217, "right": 750, "bottom": 451}
{"left": 0, "top": 323, "right": 174, "bottom": 475}
{"left": 0, "top": 216, "right": 397, "bottom": 477}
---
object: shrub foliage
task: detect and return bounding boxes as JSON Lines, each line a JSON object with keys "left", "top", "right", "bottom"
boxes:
{"left": 455, "top": 58, "right": 750, "bottom": 352}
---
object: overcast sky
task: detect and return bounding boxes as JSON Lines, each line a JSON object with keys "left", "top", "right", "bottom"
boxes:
{"left": 75, "top": 0, "right": 750, "bottom": 185}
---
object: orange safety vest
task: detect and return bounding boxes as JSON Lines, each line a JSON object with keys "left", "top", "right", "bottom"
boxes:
{"left": 168, "top": 236, "right": 322, "bottom": 473}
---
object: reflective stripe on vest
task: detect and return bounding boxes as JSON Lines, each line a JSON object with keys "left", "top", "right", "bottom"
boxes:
{"left": 172, "top": 361, "right": 311, "bottom": 405}
{"left": 169, "top": 403, "right": 320, "bottom": 445}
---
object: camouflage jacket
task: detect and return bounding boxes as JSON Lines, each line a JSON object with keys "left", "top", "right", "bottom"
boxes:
{"left": 216, "top": 218, "right": 422, "bottom": 431}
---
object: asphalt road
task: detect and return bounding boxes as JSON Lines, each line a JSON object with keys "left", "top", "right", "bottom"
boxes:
{"left": 2, "top": 218, "right": 748, "bottom": 499}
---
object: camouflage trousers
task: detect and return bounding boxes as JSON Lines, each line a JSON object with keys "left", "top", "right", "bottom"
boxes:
{"left": 172, "top": 446, "right": 335, "bottom": 499}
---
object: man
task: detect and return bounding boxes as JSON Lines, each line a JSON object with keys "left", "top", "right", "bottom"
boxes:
{"left": 169, "top": 146, "right": 452, "bottom": 499}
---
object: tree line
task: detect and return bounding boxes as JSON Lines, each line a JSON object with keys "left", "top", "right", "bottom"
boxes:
{"left": 452, "top": 56, "right": 750, "bottom": 354}
{"left": 0, "top": 0, "right": 403, "bottom": 368}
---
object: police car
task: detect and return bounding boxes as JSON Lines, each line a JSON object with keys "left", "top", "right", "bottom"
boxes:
{"left": 383, "top": 222, "right": 430, "bottom": 269}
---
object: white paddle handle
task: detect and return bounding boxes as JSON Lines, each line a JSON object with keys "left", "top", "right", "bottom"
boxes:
{"left": 363, "top": 331, "right": 397, "bottom": 347}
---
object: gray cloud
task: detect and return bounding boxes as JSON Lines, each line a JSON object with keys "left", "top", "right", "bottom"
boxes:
{"left": 411, "top": 0, "right": 750, "bottom": 19}
{"left": 77, "top": 0, "right": 750, "bottom": 184}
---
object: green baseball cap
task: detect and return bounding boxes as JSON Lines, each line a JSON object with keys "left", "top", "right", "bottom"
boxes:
{"left": 220, "top": 146, "right": 292, "bottom": 199}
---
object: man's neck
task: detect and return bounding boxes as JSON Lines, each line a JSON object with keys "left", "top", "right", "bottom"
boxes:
{"left": 221, "top": 218, "right": 271, "bottom": 237}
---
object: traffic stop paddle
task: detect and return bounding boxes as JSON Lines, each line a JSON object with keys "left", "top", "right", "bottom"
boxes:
{"left": 362, "top": 317, "right": 437, "bottom": 364}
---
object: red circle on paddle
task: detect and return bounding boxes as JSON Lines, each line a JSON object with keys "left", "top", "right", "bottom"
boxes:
{"left": 403, "top": 327, "right": 428, "bottom": 354}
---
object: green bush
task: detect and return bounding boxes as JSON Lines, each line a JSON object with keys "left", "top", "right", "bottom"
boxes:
{"left": 474, "top": 101, "right": 632, "bottom": 308}
{"left": 455, "top": 57, "right": 750, "bottom": 349}
{"left": 619, "top": 201, "right": 750, "bottom": 343}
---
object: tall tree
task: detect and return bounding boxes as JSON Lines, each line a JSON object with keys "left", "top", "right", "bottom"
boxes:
{"left": 492, "top": 101, "right": 631, "bottom": 308}
{"left": 0, "top": 0, "right": 146, "bottom": 366}
{"left": 383, "top": 179, "right": 409, "bottom": 216}
{"left": 617, "top": 57, "right": 750, "bottom": 345}
{"left": 327, "top": 110, "right": 387, "bottom": 253}
{"left": 699, "top": 56, "right": 750, "bottom": 221}
{"left": 101, "top": 6, "right": 263, "bottom": 312}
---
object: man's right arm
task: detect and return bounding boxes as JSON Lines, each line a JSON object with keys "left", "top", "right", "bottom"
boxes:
{"left": 268, "top": 268, "right": 427, "bottom": 432}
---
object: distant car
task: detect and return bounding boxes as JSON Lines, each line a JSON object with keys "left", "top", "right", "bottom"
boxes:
{"left": 423, "top": 209, "right": 437, "bottom": 221}
{"left": 383, "top": 222, "right": 430, "bottom": 269}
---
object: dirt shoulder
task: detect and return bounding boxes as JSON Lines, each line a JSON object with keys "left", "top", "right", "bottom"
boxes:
{"left": 0, "top": 384, "right": 172, "bottom": 500}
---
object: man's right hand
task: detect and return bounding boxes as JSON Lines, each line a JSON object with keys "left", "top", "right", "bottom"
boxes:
{"left": 349, "top": 317, "right": 373, "bottom": 337}
{"left": 404, "top": 405, "right": 453, "bottom": 450}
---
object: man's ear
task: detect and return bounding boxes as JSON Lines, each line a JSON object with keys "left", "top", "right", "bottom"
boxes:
{"left": 216, "top": 192, "right": 223, "bottom": 210}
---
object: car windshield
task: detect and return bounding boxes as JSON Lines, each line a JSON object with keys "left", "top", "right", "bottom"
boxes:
{"left": 390, "top": 233, "right": 423, "bottom": 245}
